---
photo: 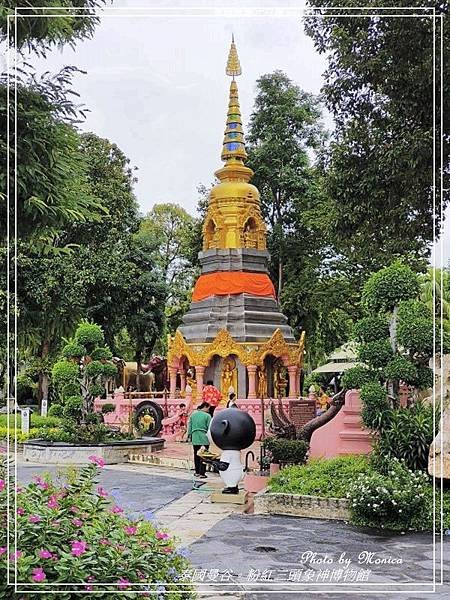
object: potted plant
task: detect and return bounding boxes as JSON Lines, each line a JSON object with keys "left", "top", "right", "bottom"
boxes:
{"left": 262, "top": 437, "right": 309, "bottom": 469}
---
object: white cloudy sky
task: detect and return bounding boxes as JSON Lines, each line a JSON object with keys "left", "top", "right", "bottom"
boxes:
{"left": 27, "top": 0, "right": 448, "bottom": 265}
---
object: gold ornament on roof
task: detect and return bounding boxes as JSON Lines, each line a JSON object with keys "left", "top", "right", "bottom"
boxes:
{"left": 167, "top": 328, "right": 306, "bottom": 369}
{"left": 226, "top": 35, "right": 242, "bottom": 78}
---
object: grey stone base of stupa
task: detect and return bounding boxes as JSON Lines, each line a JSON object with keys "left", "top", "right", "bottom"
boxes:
{"left": 178, "top": 248, "right": 295, "bottom": 344}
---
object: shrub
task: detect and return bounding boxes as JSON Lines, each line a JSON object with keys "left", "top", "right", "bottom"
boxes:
{"left": 89, "top": 383, "right": 105, "bottom": 398}
{"left": 341, "top": 365, "right": 377, "bottom": 390}
{"left": 0, "top": 460, "right": 194, "bottom": 597}
{"left": 62, "top": 396, "right": 83, "bottom": 420}
{"left": 383, "top": 356, "right": 418, "bottom": 385}
{"left": 268, "top": 455, "right": 369, "bottom": 498}
{"left": 358, "top": 339, "right": 393, "bottom": 369}
{"left": 101, "top": 362, "right": 118, "bottom": 378}
{"left": 348, "top": 459, "right": 430, "bottom": 531}
{"left": 84, "top": 360, "right": 106, "bottom": 378}
{"left": 362, "top": 261, "right": 420, "bottom": 313}
{"left": 397, "top": 317, "right": 434, "bottom": 355}
{"left": 262, "top": 437, "right": 309, "bottom": 465}
{"left": 353, "top": 316, "right": 389, "bottom": 343}
{"left": 397, "top": 299, "right": 432, "bottom": 321}
{"left": 413, "top": 365, "right": 434, "bottom": 390}
{"left": 61, "top": 341, "right": 84, "bottom": 359}
{"left": 373, "top": 401, "right": 434, "bottom": 472}
{"left": 0, "top": 427, "right": 40, "bottom": 443}
{"left": 48, "top": 404, "right": 63, "bottom": 418}
{"left": 91, "top": 346, "right": 113, "bottom": 361}
{"left": 360, "top": 382, "right": 391, "bottom": 431}
{"left": 51, "top": 361, "right": 79, "bottom": 387}
{"left": 74, "top": 321, "right": 104, "bottom": 348}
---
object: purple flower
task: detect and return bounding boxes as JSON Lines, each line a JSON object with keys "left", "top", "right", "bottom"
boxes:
{"left": 9, "top": 550, "right": 22, "bottom": 561}
{"left": 117, "top": 578, "right": 130, "bottom": 590}
{"left": 72, "top": 518, "right": 83, "bottom": 527}
{"left": 88, "top": 455, "right": 105, "bottom": 468}
{"left": 0, "top": 479, "right": 5, "bottom": 491}
{"left": 32, "top": 567, "right": 46, "bottom": 582}
{"left": 156, "top": 531, "right": 169, "bottom": 540}
{"left": 29, "top": 514, "right": 41, "bottom": 524}
{"left": 97, "top": 486, "right": 108, "bottom": 497}
{"left": 38, "top": 549, "right": 53, "bottom": 559}
{"left": 47, "top": 495, "right": 59, "bottom": 509}
{"left": 16, "top": 507, "right": 25, "bottom": 516}
{"left": 71, "top": 541, "right": 87, "bottom": 557}
{"left": 111, "top": 505, "right": 123, "bottom": 514}
{"left": 124, "top": 525, "right": 137, "bottom": 535}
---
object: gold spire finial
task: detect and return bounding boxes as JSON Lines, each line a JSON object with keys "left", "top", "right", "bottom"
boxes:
{"left": 226, "top": 35, "right": 241, "bottom": 78}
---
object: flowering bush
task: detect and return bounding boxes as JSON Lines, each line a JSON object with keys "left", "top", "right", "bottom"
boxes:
{"left": 347, "top": 458, "right": 430, "bottom": 531}
{"left": 0, "top": 457, "right": 195, "bottom": 599}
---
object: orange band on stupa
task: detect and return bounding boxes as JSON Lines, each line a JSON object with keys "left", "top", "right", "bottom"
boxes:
{"left": 192, "top": 272, "right": 276, "bottom": 302}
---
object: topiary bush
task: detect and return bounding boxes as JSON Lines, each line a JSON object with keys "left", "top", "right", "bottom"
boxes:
{"left": 362, "top": 261, "right": 420, "bottom": 313}
{"left": 61, "top": 341, "right": 84, "bottom": 359}
{"left": 341, "top": 365, "right": 377, "bottom": 390}
{"left": 0, "top": 458, "right": 194, "bottom": 598}
{"left": 348, "top": 458, "right": 430, "bottom": 531}
{"left": 352, "top": 316, "right": 389, "bottom": 343}
{"left": 51, "top": 361, "right": 79, "bottom": 388}
{"left": 263, "top": 437, "right": 309, "bottom": 466}
{"left": 360, "top": 382, "right": 391, "bottom": 431}
{"left": 383, "top": 356, "right": 418, "bottom": 385}
{"left": 73, "top": 320, "right": 105, "bottom": 348}
{"left": 357, "top": 339, "right": 393, "bottom": 369}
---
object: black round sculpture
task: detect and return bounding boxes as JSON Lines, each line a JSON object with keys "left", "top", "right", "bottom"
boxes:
{"left": 210, "top": 408, "right": 256, "bottom": 451}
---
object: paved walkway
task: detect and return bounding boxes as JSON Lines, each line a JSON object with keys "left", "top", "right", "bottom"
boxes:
{"left": 188, "top": 513, "right": 450, "bottom": 599}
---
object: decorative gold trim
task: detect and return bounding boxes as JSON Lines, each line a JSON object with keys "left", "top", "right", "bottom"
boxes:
{"left": 168, "top": 328, "right": 306, "bottom": 368}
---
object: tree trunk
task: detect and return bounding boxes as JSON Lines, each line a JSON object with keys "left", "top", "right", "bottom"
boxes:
{"left": 388, "top": 305, "right": 398, "bottom": 400}
{"left": 38, "top": 340, "right": 50, "bottom": 409}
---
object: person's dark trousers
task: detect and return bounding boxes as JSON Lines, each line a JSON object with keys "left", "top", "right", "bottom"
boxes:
{"left": 209, "top": 406, "right": 216, "bottom": 417}
{"left": 193, "top": 444, "right": 209, "bottom": 475}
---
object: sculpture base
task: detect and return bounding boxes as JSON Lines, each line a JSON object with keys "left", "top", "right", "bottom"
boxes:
{"left": 211, "top": 489, "right": 248, "bottom": 504}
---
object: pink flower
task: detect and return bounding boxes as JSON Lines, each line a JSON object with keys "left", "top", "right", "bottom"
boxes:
{"left": 33, "top": 476, "right": 49, "bottom": 490}
{"left": 47, "top": 495, "right": 59, "bottom": 510}
{"left": 99, "top": 538, "right": 110, "bottom": 545}
{"left": 16, "top": 486, "right": 23, "bottom": 493}
{"left": 38, "top": 549, "right": 53, "bottom": 559}
{"left": 124, "top": 525, "right": 137, "bottom": 535}
{"left": 116, "top": 544, "right": 125, "bottom": 552}
{"left": 111, "top": 505, "right": 123, "bottom": 514}
{"left": 9, "top": 551, "right": 22, "bottom": 561}
{"left": 97, "top": 486, "right": 108, "bottom": 497}
{"left": 72, "top": 518, "right": 83, "bottom": 527}
{"left": 29, "top": 514, "right": 41, "bottom": 523}
{"left": 88, "top": 455, "right": 105, "bottom": 468}
{"left": 85, "top": 585, "right": 93, "bottom": 591}
{"left": 16, "top": 507, "right": 25, "bottom": 516}
{"left": 69, "top": 505, "right": 78, "bottom": 513}
{"left": 163, "top": 546, "right": 172, "bottom": 554}
{"left": 87, "top": 576, "right": 95, "bottom": 582}
{"left": 156, "top": 531, "right": 169, "bottom": 540}
{"left": 117, "top": 578, "right": 130, "bottom": 590}
{"left": 0, "top": 547, "right": 6, "bottom": 555}
{"left": 71, "top": 541, "right": 87, "bottom": 557}
{"left": 0, "top": 479, "right": 5, "bottom": 491}
{"left": 32, "top": 567, "right": 46, "bottom": 582}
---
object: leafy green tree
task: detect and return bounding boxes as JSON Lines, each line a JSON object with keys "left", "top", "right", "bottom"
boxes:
{"left": 140, "top": 203, "right": 199, "bottom": 345}
{"left": 247, "top": 71, "right": 325, "bottom": 299}
{"left": 0, "top": 69, "right": 105, "bottom": 252}
{"left": 304, "top": 0, "right": 448, "bottom": 271}
{"left": 246, "top": 71, "right": 354, "bottom": 366}
{"left": 345, "top": 261, "right": 439, "bottom": 401}
{"left": 0, "top": 1, "right": 105, "bottom": 56}
{"left": 52, "top": 321, "right": 117, "bottom": 440}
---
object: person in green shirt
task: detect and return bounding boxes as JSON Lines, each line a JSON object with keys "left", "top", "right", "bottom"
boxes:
{"left": 187, "top": 402, "right": 212, "bottom": 478}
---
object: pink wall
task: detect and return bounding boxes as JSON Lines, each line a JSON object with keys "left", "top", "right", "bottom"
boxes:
{"left": 95, "top": 390, "right": 373, "bottom": 458}
{"left": 309, "top": 390, "right": 373, "bottom": 458}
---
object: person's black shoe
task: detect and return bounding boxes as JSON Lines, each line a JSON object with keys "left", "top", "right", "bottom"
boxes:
{"left": 222, "top": 486, "right": 239, "bottom": 494}
{"left": 194, "top": 473, "right": 201, "bottom": 478}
